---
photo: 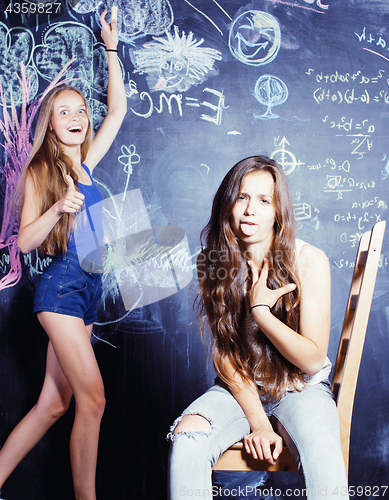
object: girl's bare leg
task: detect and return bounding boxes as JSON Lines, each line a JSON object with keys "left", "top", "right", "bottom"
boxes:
{"left": 0, "top": 341, "right": 73, "bottom": 488}
{"left": 37, "top": 312, "right": 105, "bottom": 500}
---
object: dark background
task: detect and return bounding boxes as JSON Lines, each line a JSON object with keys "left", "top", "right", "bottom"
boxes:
{"left": 0, "top": 0, "right": 388, "bottom": 498}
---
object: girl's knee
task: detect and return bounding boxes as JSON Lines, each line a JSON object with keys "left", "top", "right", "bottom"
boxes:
{"left": 173, "top": 414, "right": 211, "bottom": 435}
{"left": 36, "top": 394, "right": 72, "bottom": 422}
{"left": 84, "top": 390, "right": 105, "bottom": 418}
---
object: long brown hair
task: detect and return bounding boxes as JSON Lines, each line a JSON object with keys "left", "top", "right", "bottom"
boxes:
{"left": 18, "top": 84, "right": 92, "bottom": 255}
{"left": 197, "top": 156, "right": 304, "bottom": 402}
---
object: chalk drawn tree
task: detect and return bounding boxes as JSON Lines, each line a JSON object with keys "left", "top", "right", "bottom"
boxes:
{"left": 253, "top": 74, "right": 288, "bottom": 120}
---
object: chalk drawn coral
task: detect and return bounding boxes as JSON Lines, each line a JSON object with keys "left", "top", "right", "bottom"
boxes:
{"left": 0, "top": 22, "right": 38, "bottom": 107}
{"left": 132, "top": 26, "right": 222, "bottom": 93}
{"left": 32, "top": 21, "right": 124, "bottom": 128}
{"left": 71, "top": 0, "right": 174, "bottom": 43}
{"left": 0, "top": 62, "right": 73, "bottom": 291}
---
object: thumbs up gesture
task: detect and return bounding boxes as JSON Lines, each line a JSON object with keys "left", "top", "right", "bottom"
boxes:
{"left": 57, "top": 175, "right": 85, "bottom": 215}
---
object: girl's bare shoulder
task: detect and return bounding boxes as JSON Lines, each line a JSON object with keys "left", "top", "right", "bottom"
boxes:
{"left": 297, "top": 242, "right": 329, "bottom": 276}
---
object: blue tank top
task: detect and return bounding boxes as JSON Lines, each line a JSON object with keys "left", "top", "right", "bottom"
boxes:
{"left": 67, "top": 164, "right": 104, "bottom": 263}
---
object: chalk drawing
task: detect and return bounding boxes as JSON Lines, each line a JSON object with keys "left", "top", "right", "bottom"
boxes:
{"left": 253, "top": 75, "right": 288, "bottom": 120}
{"left": 32, "top": 21, "right": 125, "bottom": 128}
{"left": 118, "top": 144, "right": 141, "bottom": 203}
{"left": 84, "top": 187, "right": 193, "bottom": 318}
{"left": 267, "top": 0, "right": 328, "bottom": 13}
{"left": 0, "top": 22, "right": 38, "bottom": 106}
{"left": 132, "top": 26, "right": 222, "bottom": 94}
{"left": 229, "top": 11, "right": 281, "bottom": 66}
{"left": 72, "top": 0, "right": 174, "bottom": 43}
{"left": 184, "top": 0, "right": 225, "bottom": 36}
{"left": 0, "top": 62, "right": 73, "bottom": 291}
{"left": 271, "top": 137, "right": 304, "bottom": 176}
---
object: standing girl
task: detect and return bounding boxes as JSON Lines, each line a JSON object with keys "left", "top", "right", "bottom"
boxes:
{"left": 0, "top": 11, "right": 126, "bottom": 500}
{"left": 168, "top": 156, "right": 348, "bottom": 499}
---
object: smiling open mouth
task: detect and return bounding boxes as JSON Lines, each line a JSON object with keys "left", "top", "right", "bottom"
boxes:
{"left": 68, "top": 126, "right": 83, "bottom": 133}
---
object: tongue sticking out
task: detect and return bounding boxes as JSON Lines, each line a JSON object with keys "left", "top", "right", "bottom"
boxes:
{"left": 241, "top": 222, "right": 258, "bottom": 236}
{"left": 155, "top": 76, "right": 167, "bottom": 90}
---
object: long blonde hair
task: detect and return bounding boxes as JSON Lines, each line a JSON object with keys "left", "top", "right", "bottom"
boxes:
{"left": 197, "top": 156, "right": 304, "bottom": 402}
{"left": 18, "top": 84, "right": 92, "bottom": 255}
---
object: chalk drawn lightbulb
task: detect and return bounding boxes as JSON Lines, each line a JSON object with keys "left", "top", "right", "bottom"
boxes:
{"left": 253, "top": 75, "right": 288, "bottom": 119}
{"left": 229, "top": 10, "right": 281, "bottom": 66}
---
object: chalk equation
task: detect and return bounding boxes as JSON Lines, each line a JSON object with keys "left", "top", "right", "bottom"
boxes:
{"left": 129, "top": 83, "right": 228, "bottom": 125}
{"left": 306, "top": 68, "right": 389, "bottom": 106}
{"left": 313, "top": 88, "right": 379, "bottom": 106}
{"left": 355, "top": 27, "right": 389, "bottom": 63}
{"left": 307, "top": 68, "right": 388, "bottom": 85}
{"left": 324, "top": 175, "right": 378, "bottom": 199}
{"left": 334, "top": 211, "right": 384, "bottom": 230}
{"left": 322, "top": 116, "right": 375, "bottom": 134}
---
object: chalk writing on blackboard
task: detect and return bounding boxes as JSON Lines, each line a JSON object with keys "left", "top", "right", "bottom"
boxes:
{"left": 307, "top": 158, "right": 351, "bottom": 172}
{"left": 354, "top": 27, "right": 389, "bottom": 62}
{"left": 306, "top": 68, "right": 389, "bottom": 106}
{"left": 381, "top": 156, "right": 389, "bottom": 180}
{"left": 268, "top": 0, "right": 328, "bottom": 13}
{"left": 130, "top": 85, "right": 228, "bottom": 125}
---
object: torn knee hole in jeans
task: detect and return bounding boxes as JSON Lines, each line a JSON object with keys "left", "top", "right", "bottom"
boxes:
{"left": 166, "top": 411, "right": 212, "bottom": 443}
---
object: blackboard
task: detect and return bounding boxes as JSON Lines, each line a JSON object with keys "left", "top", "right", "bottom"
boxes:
{"left": 0, "top": 0, "right": 388, "bottom": 499}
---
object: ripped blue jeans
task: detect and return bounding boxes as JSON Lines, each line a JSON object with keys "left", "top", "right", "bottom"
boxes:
{"left": 167, "top": 380, "right": 348, "bottom": 500}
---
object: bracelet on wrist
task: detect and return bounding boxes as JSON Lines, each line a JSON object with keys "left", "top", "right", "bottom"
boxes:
{"left": 105, "top": 48, "right": 118, "bottom": 52}
{"left": 249, "top": 304, "right": 271, "bottom": 313}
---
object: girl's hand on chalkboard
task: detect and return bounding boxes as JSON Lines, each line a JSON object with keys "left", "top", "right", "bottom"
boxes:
{"left": 248, "top": 258, "right": 296, "bottom": 314}
{"left": 100, "top": 10, "right": 119, "bottom": 50}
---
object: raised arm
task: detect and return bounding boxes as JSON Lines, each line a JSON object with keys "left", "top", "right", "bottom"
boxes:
{"left": 248, "top": 244, "right": 331, "bottom": 376}
{"left": 85, "top": 10, "right": 127, "bottom": 172}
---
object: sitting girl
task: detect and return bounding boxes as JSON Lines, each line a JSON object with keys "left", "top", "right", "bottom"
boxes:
{"left": 168, "top": 156, "right": 348, "bottom": 499}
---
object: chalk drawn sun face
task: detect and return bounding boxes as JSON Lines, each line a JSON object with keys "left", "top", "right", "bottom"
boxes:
{"left": 132, "top": 26, "right": 222, "bottom": 94}
{"left": 156, "top": 53, "right": 190, "bottom": 91}
{"left": 229, "top": 10, "right": 281, "bottom": 66}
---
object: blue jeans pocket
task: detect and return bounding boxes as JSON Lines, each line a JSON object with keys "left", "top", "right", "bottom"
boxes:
{"left": 34, "top": 273, "right": 52, "bottom": 307}
{"left": 59, "top": 266, "right": 87, "bottom": 298}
